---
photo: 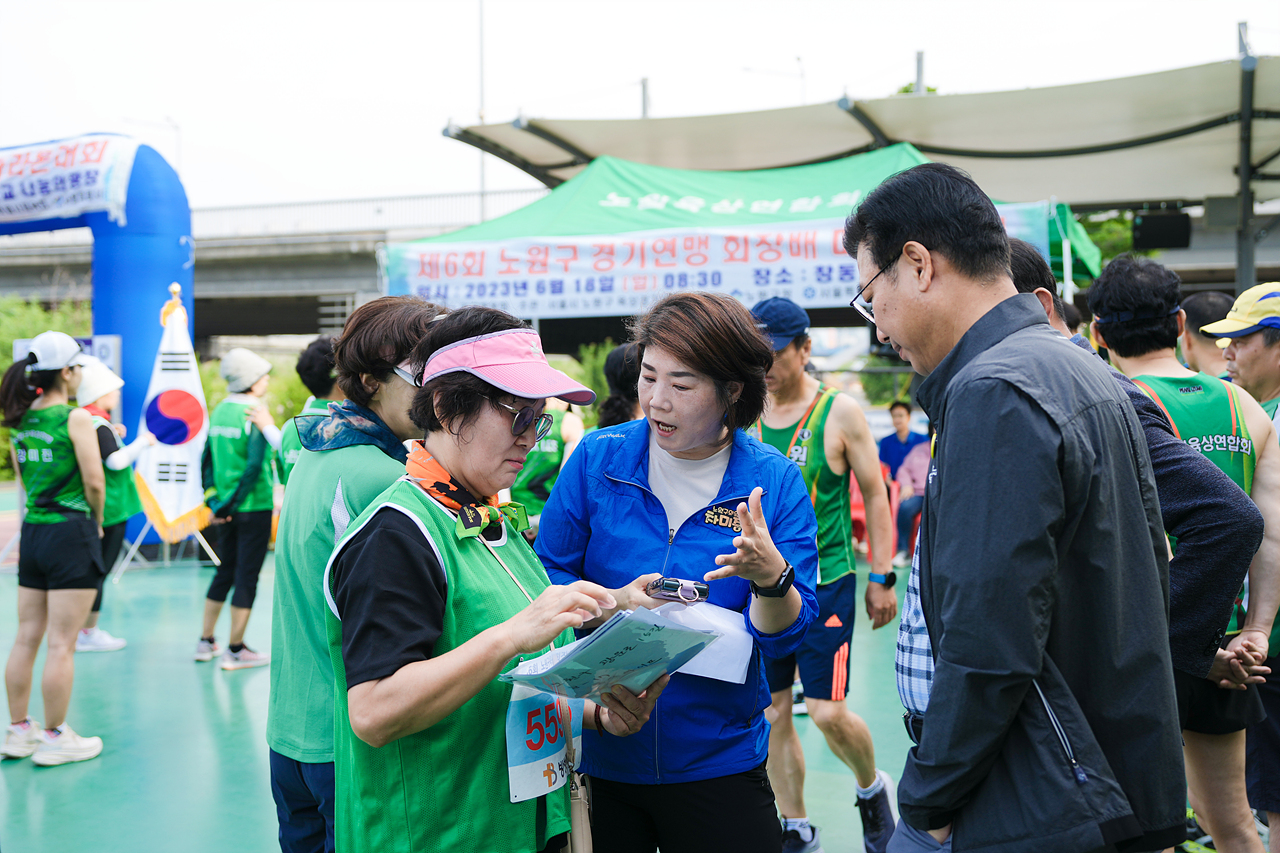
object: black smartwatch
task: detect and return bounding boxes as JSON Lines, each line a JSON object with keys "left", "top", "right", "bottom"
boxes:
{"left": 867, "top": 571, "right": 897, "bottom": 589}
{"left": 751, "top": 560, "right": 795, "bottom": 598}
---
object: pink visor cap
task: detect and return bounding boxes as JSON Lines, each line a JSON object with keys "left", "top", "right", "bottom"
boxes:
{"left": 409, "top": 328, "right": 596, "bottom": 405}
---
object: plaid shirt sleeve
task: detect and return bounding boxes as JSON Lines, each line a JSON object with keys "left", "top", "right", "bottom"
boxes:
{"left": 895, "top": 534, "right": 934, "bottom": 716}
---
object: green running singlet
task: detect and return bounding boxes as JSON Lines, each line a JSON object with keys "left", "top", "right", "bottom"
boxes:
{"left": 750, "top": 384, "right": 854, "bottom": 586}
{"left": 12, "top": 404, "right": 90, "bottom": 524}
{"left": 1133, "top": 372, "right": 1256, "bottom": 633}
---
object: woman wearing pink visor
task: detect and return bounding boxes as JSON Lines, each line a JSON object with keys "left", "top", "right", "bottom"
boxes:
{"left": 322, "top": 306, "right": 669, "bottom": 852}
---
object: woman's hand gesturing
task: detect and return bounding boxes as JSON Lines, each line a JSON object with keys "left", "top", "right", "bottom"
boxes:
{"left": 704, "top": 487, "right": 786, "bottom": 587}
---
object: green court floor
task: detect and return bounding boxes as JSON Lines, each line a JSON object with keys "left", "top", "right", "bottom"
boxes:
{"left": 0, "top": 559, "right": 912, "bottom": 852}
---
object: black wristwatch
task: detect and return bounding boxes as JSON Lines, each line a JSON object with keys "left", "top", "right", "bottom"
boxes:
{"left": 867, "top": 571, "right": 897, "bottom": 589}
{"left": 751, "top": 560, "right": 795, "bottom": 598}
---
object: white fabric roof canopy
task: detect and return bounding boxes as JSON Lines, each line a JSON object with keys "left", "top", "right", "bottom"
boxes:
{"left": 449, "top": 58, "right": 1280, "bottom": 207}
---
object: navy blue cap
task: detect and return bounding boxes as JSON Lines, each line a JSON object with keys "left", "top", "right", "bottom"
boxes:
{"left": 751, "top": 297, "right": 810, "bottom": 351}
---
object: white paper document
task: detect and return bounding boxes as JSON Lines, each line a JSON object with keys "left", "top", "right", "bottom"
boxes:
{"left": 501, "top": 607, "right": 719, "bottom": 701}
{"left": 655, "top": 602, "right": 753, "bottom": 684}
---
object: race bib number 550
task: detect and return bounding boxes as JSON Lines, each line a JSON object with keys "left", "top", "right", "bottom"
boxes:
{"left": 505, "top": 683, "right": 583, "bottom": 803}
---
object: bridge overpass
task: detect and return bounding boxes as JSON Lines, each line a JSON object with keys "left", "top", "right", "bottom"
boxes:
{"left": 0, "top": 188, "right": 571, "bottom": 352}
{"left": 2, "top": 187, "right": 1277, "bottom": 355}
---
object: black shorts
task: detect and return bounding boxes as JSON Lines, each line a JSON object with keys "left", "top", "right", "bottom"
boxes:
{"left": 764, "top": 572, "right": 857, "bottom": 701}
{"left": 1247, "top": 655, "right": 1280, "bottom": 813}
{"left": 17, "top": 517, "right": 105, "bottom": 591}
{"left": 1175, "top": 664, "right": 1267, "bottom": 734}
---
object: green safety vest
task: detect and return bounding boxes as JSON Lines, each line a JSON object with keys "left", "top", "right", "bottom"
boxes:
{"left": 267, "top": 443, "right": 406, "bottom": 764}
{"left": 89, "top": 414, "right": 144, "bottom": 527}
{"left": 206, "top": 396, "right": 275, "bottom": 513}
{"left": 1134, "top": 373, "right": 1256, "bottom": 633}
{"left": 510, "top": 408, "right": 565, "bottom": 517}
{"left": 751, "top": 384, "right": 854, "bottom": 585}
{"left": 12, "top": 404, "right": 90, "bottom": 524}
{"left": 278, "top": 397, "right": 333, "bottom": 486}
{"left": 325, "top": 478, "right": 571, "bottom": 852}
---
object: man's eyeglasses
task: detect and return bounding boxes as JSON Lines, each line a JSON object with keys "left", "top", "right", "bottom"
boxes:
{"left": 496, "top": 400, "right": 553, "bottom": 440}
{"left": 849, "top": 252, "right": 901, "bottom": 323}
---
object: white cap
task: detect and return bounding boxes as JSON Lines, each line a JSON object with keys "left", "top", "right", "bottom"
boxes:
{"left": 220, "top": 347, "right": 272, "bottom": 393}
{"left": 76, "top": 357, "right": 124, "bottom": 407}
{"left": 27, "top": 331, "right": 90, "bottom": 372}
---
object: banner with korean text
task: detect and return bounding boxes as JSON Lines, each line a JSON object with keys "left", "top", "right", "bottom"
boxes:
{"left": 384, "top": 218, "right": 864, "bottom": 318}
{"left": 0, "top": 133, "right": 140, "bottom": 226}
{"left": 382, "top": 201, "right": 1051, "bottom": 320}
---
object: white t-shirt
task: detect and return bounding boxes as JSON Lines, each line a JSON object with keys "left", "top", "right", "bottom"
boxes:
{"left": 647, "top": 430, "right": 732, "bottom": 536}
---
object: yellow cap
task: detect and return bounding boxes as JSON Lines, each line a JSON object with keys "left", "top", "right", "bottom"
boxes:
{"left": 1200, "top": 283, "right": 1280, "bottom": 348}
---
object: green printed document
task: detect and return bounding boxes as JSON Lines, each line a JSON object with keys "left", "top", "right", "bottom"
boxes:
{"left": 502, "top": 607, "right": 719, "bottom": 701}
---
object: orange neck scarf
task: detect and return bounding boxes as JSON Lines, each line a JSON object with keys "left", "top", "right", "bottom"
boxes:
{"left": 405, "top": 441, "right": 529, "bottom": 538}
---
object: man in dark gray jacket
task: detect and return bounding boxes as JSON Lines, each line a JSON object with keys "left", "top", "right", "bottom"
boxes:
{"left": 846, "top": 163, "right": 1186, "bottom": 853}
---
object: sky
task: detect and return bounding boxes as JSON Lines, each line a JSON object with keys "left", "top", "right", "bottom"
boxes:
{"left": 4, "top": 0, "right": 1279, "bottom": 209}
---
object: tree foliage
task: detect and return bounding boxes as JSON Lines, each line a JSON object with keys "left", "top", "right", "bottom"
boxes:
{"left": 0, "top": 298, "right": 93, "bottom": 480}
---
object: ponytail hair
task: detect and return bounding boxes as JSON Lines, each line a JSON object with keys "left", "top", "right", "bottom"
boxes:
{"left": 1, "top": 353, "right": 61, "bottom": 428}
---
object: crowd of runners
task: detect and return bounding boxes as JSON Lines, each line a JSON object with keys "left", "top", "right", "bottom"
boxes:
{"left": 2, "top": 162, "right": 1280, "bottom": 853}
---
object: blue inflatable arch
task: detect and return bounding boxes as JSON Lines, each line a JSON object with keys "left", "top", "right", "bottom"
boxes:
{"left": 0, "top": 141, "right": 193, "bottom": 435}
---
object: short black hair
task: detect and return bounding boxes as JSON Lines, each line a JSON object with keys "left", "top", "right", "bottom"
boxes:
{"left": 1087, "top": 255, "right": 1183, "bottom": 358}
{"left": 889, "top": 400, "right": 911, "bottom": 415}
{"left": 296, "top": 336, "right": 337, "bottom": 399}
{"left": 1182, "top": 291, "right": 1233, "bottom": 340}
{"left": 629, "top": 292, "right": 772, "bottom": 434}
{"left": 1008, "top": 238, "right": 1066, "bottom": 323}
{"left": 844, "top": 162, "right": 1010, "bottom": 283}
{"left": 408, "top": 306, "right": 527, "bottom": 436}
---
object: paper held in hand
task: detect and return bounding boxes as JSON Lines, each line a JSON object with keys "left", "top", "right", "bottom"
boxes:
{"left": 501, "top": 607, "right": 719, "bottom": 701}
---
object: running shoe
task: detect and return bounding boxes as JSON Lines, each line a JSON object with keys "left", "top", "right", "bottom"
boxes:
{"left": 858, "top": 769, "right": 897, "bottom": 853}
{"left": 220, "top": 645, "right": 270, "bottom": 671}
{"left": 194, "top": 638, "right": 222, "bottom": 662}
{"left": 781, "top": 825, "right": 824, "bottom": 853}
{"left": 892, "top": 551, "right": 911, "bottom": 568}
{"left": 76, "top": 626, "right": 127, "bottom": 652}
{"left": 1, "top": 718, "right": 42, "bottom": 759}
{"left": 31, "top": 724, "right": 103, "bottom": 766}
{"left": 791, "top": 689, "right": 808, "bottom": 716}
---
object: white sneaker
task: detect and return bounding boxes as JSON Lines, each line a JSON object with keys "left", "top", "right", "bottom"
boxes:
{"left": 1, "top": 718, "right": 42, "bottom": 759}
{"left": 31, "top": 724, "right": 103, "bottom": 766}
{"left": 76, "top": 626, "right": 127, "bottom": 652}
{"left": 220, "top": 645, "right": 270, "bottom": 671}
{"left": 194, "top": 638, "right": 222, "bottom": 662}
{"left": 892, "top": 550, "right": 910, "bottom": 568}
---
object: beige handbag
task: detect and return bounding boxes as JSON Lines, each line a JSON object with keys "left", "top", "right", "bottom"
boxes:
{"left": 559, "top": 699, "right": 592, "bottom": 853}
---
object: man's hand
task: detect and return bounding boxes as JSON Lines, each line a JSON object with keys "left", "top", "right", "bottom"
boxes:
{"left": 928, "top": 824, "right": 952, "bottom": 844}
{"left": 866, "top": 581, "right": 898, "bottom": 629}
{"left": 899, "top": 482, "right": 914, "bottom": 501}
{"left": 113, "top": 423, "right": 127, "bottom": 438}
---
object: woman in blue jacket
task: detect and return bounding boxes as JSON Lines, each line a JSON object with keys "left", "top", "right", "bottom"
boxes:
{"left": 537, "top": 292, "right": 819, "bottom": 853}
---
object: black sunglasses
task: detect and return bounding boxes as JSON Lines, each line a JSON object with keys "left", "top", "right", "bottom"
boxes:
{"left": 849, "top": 251, "right": 902, "bottom": 323}
{"left": 496, "top": 400, "right": 553, "bottom": 440}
